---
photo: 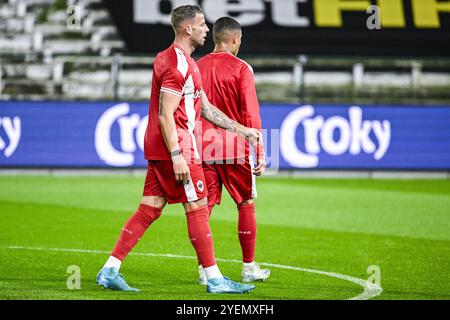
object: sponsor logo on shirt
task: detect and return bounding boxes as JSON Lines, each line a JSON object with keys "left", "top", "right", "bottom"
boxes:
{"left": 193, "top": 89, "right": 202, "bottom": 99}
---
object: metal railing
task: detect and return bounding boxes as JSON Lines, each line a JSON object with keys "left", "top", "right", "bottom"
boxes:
{"left": 1, "top": 53, "right": 450, "bottom": 104}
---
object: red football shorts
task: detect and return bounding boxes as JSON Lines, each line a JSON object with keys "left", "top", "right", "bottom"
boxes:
{"left": 143, "top": 160, "right": 208, "bottom": 204}
{"left": 202, "top": 156, "right": 257, "bottom": 206}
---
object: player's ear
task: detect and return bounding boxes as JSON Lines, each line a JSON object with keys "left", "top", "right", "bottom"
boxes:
{"left": 186, "top": 24, "right": 192, "bottom": 35}
{"left": 232, "top": 32, "right": 238, "bottom": 45}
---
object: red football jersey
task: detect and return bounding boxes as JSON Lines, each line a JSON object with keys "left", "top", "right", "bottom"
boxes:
{"left": 197, "top": 52, "right": 262, "bottom": 161}
{"left": 144, "top": 43, "right": 203, "bottom": 162}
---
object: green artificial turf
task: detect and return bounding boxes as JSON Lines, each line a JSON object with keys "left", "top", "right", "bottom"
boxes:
{"left": 0, "top": 175, "right": 449, "bottom": 300}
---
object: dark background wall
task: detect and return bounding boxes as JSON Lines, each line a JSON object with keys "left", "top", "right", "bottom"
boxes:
{"left": 103, "top": 0, "right": 450, "bottom": 57}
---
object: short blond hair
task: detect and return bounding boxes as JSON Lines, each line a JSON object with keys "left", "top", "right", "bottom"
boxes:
{"left": 171, "top": 5, "right": 204, "bottom": 31}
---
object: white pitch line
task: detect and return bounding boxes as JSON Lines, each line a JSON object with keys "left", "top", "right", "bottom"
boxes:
{"left": 2, "top": 245, "right": 382, "bottom": 300}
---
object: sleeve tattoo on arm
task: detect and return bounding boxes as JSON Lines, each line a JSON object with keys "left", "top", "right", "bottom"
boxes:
{"left": 201, "top": 99, "right": 239, "bottom": 134}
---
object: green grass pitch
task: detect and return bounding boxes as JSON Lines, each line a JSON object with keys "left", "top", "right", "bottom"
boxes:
{"left": 0, "top": 175, "right": 449, "bottom": 300}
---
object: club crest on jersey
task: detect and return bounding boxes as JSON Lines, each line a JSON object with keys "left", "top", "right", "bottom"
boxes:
{"left": 196, "top": 180, "right": 204, "bottom": 192}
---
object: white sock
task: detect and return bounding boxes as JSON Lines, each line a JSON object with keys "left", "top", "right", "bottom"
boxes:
{"left": 204, "top": 264, "right": 223, "bottom": 280}
{"left": 103, "top": 256, "right": 122, "bottom": 270}
{"left": 243, "top": 262, "right": 255, "bottom": 270}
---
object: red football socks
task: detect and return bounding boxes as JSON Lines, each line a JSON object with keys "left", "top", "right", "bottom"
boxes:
{"left": 186, "top": 205, "right": 216, "bottom": 268}
{"left": 111, "top": 203, "right": 162, "bottom": 261}
{"left": 238, "top": 202, "right": 257, "bottom": 263}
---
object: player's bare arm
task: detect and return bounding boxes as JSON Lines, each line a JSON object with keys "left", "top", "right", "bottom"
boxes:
{"left": 249, "top": 115, "right": 266, "bottom": 176}
{"left": 245, "top": 109, "right": 266, "bottom": 172}
{"left": 253, "top": 149, "right": 266, "bottom": 176}
{"left": 158, "top": 91, "right": 190, "bottom": 183}
{"left": 201, "top": 90, "right": 261, "bottom": 145}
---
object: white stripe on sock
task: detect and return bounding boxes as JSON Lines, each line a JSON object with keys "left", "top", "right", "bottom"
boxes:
{"left": 104, "top": 256, "right": 122, "bottom": 270}
{"left": 204, "top": 264, "right": 223, "bottom": 280}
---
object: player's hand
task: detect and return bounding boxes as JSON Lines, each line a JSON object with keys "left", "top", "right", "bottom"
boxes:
{"left": 242, "top": 127, "right": 262, "bottom": 146}
{"left": 172, "top": 154, "right": 191, "bottom": 184}
{"left": 253, "top": 157, "right": 266, "bottom": 176}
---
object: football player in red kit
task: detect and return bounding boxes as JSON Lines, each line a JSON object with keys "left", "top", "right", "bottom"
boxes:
{"left": 96, "top": 6, "right": 261, "bottom": 294}
{"left": 197, "top": 17, "right": 270, "bottom": 284}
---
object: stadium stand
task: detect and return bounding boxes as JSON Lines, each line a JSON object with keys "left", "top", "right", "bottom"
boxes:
{"left": 1, "top": 0, "right": 450, "bottom": 104}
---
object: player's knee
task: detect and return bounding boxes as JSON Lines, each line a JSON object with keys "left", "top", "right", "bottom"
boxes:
{"left": 239, "top": 199, "right": 254, "bottom": 207}
{"left": 184, "top": 196, "right": 208, "bottom": 212}
{"left": 141, "top": 196, "right": 167, "bottom": 209}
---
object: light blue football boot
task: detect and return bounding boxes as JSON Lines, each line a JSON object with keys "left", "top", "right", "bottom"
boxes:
{"left": 96, "top": 267, "right": 139, "bottom": 292}
{"left": 207, "top": 276, "right": 255, "bottom": 294}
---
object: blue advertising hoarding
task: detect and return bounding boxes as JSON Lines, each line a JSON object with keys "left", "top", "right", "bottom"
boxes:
{"left": 0, "top": 101, "right": 449, "bottom": 170}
